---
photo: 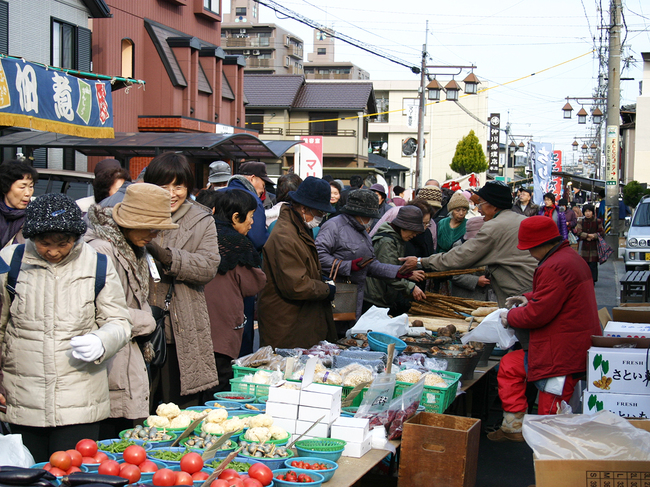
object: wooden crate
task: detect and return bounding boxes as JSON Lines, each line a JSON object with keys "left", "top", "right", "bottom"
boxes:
{"left": 398, "top": 412, "right": 480, "bottom": 487}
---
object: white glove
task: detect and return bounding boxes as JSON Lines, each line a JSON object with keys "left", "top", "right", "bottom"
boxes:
{"left": 71, "top": 334, "right": 105, "bottom": 362}
{"left": 505, "top": 295, "right": 528, "bottom": 309}
{"left": 500, "top": 310, "right": 509, "bottom": 328}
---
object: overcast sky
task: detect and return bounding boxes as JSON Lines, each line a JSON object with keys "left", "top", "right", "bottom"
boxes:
{"left": 239, "top": 0, "right": 650, "bottom": 161}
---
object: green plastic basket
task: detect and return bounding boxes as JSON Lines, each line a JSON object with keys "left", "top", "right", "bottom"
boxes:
{"left": 229, "top": 377, "right": 270, "bottom": 399}
{"left": 232, "top": 365, "right": 274, "bottom": 379}
{"left": 393, "top": 369, "right": 461, "bottom": 414}
{"left": 294, "top": 438, "right": 346, "bottom": 452}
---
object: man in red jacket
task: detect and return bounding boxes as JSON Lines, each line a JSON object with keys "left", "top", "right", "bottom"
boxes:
{"left": 488, "top": 216, "right": 602, "bottom": 442}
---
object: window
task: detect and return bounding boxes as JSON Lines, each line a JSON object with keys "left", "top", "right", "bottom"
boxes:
{"left": 0, "top": 1, "right": 8, "bottom": 56}
{"left": 309, "top": 112, "right": 338, "bottom": 136}
{"left": 258, "top": 31, "right": 271, "bottom": 37}
{"left": 204, "top": 0, "right": 218, "bottom": 13}
{"left": 63, "top": 148, "right": 75, "bottom": 171}
{"left": 235, "top": 7, "right": 246, "bottom": 15}
{"left": 317, "top": 48, "right": 326, "bottom": 55}
{"left": 375, "top": 91, "right": 389, "bottom": 123}
{"left": 246, "top": 110, "right": 264, "bottom": 133}
{"left": 121, "top": 39, "right": 134, "bottom": 78}
{"left": 51, "top": 18, "right": 91, "bottom": 71}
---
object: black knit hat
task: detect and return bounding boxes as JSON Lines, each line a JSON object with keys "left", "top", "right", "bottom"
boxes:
{"left": 341, "top": 189, "right": 380, "bottom": 218}
{"left": 392, "top": 206, "right": 425, "bottom": 233}
{"left": 477, "top": 181, "right": 513, "bottom": 209}
{"left": 23, "top": 193, "right": 86, "bottom": 239}
{"left": 288, "top": 176, "right": 336, "bottom": 213}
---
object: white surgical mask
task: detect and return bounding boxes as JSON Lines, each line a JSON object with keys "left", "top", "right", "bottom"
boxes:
{"left": 363, "top": 221, "right": 373, "bottom": 232}
{"left": 306, "top": 215, "right": 323, "bottom": 229}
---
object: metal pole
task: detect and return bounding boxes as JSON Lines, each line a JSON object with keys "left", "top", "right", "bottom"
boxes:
{"left": 605, "top": 0, "right": 621, "bottom": 250}
{"left": 415, "top": 44, "right": 426, "bottom": 190}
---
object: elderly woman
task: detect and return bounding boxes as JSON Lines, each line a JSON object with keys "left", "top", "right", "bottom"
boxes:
{"left": 316, "top": 189, "right": 422, "bottom": 325}
{"left": 143, "top": 152, "right": 220, "bottom": 409}
{"left": 258, "top": 177, "right": 337, "bottom": 349}
{"left": 435, "top": 192, "right": 470, "bottom": 253}
{"left": 364, "top": 206, "right": 427, "bottom": 316}
{"left": 575, "top": 203, "right": 604, "bottom": 283}
{"left": 538, "top": 192, "right": 568, "bottom": 240}
{"left": 0, "top": 161, "right": 37, "bottom": 247}
{"left": 0, "top": 194, "right": 131, "bottom": 461}
{"left": 85, "top": 184, "right": 178, "bottom": 437}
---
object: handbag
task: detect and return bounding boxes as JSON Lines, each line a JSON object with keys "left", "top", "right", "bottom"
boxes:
{"left": 137, "top": 281, "right": 173, "bottom": 368}
{"left": 597, "top": 235, "right": 614, "bottom": 264}
{"left": 568, "top": 231, "right": 578, "bottom": 245}
{"left": 329, "top": 259, "right": 359, "bottom": 322}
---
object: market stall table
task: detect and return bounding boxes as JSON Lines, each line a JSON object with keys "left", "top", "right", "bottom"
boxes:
{"left": 447, "top": 358, "right": 500, "bottom": 421}
{"left": 326, "top": 441, "right": 400, "bottom": 487}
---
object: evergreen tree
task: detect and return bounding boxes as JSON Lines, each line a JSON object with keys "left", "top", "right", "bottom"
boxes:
{"left": 450, "top": 130, "right": 488, "bottom": 175}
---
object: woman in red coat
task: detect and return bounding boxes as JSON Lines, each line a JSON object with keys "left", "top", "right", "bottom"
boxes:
{"left": 488, "top": 216, "right": 602, "bottom": 442}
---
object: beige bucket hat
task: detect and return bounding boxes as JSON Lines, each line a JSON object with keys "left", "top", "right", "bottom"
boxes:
{"left": 112, "top": 183, "right": 179, "bottom": 230}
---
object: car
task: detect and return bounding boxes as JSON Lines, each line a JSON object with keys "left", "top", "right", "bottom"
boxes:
{"left": 624, "top": 195, "right": 650, "bottom": 271}
{"left": 32, "top": 168, "right": 94, "bottom": 201}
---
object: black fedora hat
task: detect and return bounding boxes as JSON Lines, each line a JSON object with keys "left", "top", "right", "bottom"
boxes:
{"left": 288, "top": 176, "right": 336, "bottom": 214}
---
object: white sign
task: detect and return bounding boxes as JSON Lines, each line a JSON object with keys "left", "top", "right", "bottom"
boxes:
{"left": 403, "top": 98, "right": 419, "bottom": 129}
{"left": 295, "top": 135, "right": 323, "bottom": 179}
{"left": 605, "top": 125, "right": 618, "bottom": 184}
{"left": 215, "top": 124, "right": 235, "bottom": 134}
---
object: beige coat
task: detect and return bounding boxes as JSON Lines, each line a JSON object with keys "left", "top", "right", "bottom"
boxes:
{"left": 0, "top": 239, "right": 132, "bottom": 427}
{"left": 86, "top": 205, "right": 155, "bottom": 419}
{"left": 148, "top": 202, "right": 220, "bottom": 395}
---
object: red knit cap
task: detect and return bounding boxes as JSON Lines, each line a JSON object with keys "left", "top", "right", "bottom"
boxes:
{"left": 517, "top": 215, "right": 560, "bottom": 250}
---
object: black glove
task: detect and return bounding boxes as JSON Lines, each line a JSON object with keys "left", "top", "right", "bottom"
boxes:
{"left": 146, "top": 241, "right": 172, "bottom": 267}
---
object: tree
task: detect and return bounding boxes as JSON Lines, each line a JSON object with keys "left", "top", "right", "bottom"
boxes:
{"left": 450, "top": 130, "right": 488, "bottom": 175}
{"left": 623, "top": 180, "right": 650, "bottom": 208}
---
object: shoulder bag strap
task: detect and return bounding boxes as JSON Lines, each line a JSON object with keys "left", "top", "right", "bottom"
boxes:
{"left": 163, "top": 280, "right": 174, "bottom": 311}
{"left": 6, "top": 244, "right": 25, "bottom": 304}
{"left": 94, "top": 253, "right": 107, "bottom": 300}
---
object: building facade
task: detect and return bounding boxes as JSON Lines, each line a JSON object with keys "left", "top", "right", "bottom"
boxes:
{"left": 304, "top": 29, "right": 369, "bottom": 81}
{"left": 632, "top": 52, "right": 649, "bottom": 185}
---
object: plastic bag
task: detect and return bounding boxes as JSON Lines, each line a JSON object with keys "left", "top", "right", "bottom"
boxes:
{"left": 333, "top": 354, "right": 385, "bottom": 373}
{"left": 234, "top": 346, "right": 275, "bottom": 368}
{"left": 0, "top": 434, "right": 35, "bottom": 467}
{"left": 350, "top": 306, "right": 409, "bottom": 337}
{"left": 355, "top": 373, "right": 396, "bottom": 428}
{"left": 339, "top": 363, "right": 375, "bottom": 387}
{"left": 339, "top": 350, "right": 388, "bottom": 366}
{"left": 522, "top": 410, "right": 650, "bottom": 460}
{"left": 386, "top": 378, "right": 425, "bottom": 440}
{"left": 460, "top": 308, "right": 517, "bottom": 350}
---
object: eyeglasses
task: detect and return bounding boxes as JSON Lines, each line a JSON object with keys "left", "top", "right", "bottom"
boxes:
{"left": 476, "top": 200, "right": 489, "bottom": 208}
{"left": 161, "top": 184, "right": 187, "bottom": 194}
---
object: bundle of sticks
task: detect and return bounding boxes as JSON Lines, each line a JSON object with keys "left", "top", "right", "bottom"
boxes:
{"left": 423, "top": 267, "right": 485, "bottom": 279}
{"left": 410, "top": 293, "right": 498, "bottom": 319}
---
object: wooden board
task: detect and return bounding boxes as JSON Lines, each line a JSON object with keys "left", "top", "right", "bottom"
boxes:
{"left": 408, "top": 315, "right": 473, "bottom": 333}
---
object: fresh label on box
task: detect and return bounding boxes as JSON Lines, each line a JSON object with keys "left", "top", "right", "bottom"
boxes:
{"left": 587, "top": 347, "right": 650, "bottom": 395}
{"left": 583, "top": 391, "right": 650, "bottom": 419}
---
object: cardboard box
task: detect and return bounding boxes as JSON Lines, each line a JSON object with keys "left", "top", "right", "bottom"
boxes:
{"left": 604, "top": 321, "right": 650, "bottom": 338}
{"left": 330, "top": 417, "right": 370, "bottom": 443}
{"left": 587, "top": 344, "right": 650, "bottom": 395}
{"left": 295, "top": 419, "right": 331, "bottom": 438}
{"left": 613, "top": 304, "right": 650, "bottom": 324}
{"left": 533, "top": 420, "right": 650, "bottom": 487}
{"left": 268, "top": 383, "right": 301, "bottom": 405}
{"left": 341, "top": 433, "right": 371, "bottom": 458}
{"left": 298, "top": 404, "right": 340, "bottom": 423}
{"left": 300, "top": 383, "right": 342, "bottom": 410}
{"left": 273, "top": 417, "right": 297, "bottom": 435}
{"left": 266, "top": 401, "right": 299, "bottom": 420}
{"left": 583, "top": 390, "right": 650, "bottom": 418}
{"left": 398, "top": 412, "right": 480, "bottom": 487}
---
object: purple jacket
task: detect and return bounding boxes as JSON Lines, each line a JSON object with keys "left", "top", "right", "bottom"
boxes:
{"left": 564, "top": 208, "right": 577, "bottom": 232}
{"left": 538, "top": 207, "right": 568, "bottom": 241}
{"left": 316, "top": 213, "right": 400, "bottom": 319}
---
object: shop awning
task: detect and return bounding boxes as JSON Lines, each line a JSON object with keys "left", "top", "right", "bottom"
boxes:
{"left": 0, "top": 130, "right": 295, "bottom": 160}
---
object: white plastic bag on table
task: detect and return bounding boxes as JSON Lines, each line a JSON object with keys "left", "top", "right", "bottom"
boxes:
{"left": 349, "top": 306, "right": 409, "bottom": 337}
{"left": 0, "top": 434, "right": 35, "bottom": 467}
{"left": 460, "top": 308, "right": 517, "bottom": 350}
{"left": 522, "top": 410, "right": 650, "bottom": 460}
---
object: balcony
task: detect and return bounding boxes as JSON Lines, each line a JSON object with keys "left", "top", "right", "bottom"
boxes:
{"left": 259, "top": 127, "right": 283, "bottom": 135}
{"left": 288, "top": 45, "right": 303, "bottom": 58}
{"left": 286, "top": 65, "right": 303, "bottom": 74}
{"left": 286, "top": 129, "right": 356, "bottom": 137}
{"left": 245, "top": 58, "right": 274, "bottom": 68}
{"left": 304, "top": 73, "right": 353, "bottom": 80}
{"left": 225, "top": 37, "right": 272, "bottom": 48}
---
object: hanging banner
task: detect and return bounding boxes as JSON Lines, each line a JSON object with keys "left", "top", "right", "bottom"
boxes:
{"left": 488, "top": 113, "right": 500, "bottom": 173}
{"left": 295, "top": 135, "right": 323, "bottom": 179}
{"left": 530, "top": 141, "right": 553, "bottom": 206}
{"left": 0, "top": 57, "right": 114, "bottom": 138}
{"left": 605, "top": 125, "right": 618, "bottom": 185}
{"left": 549, "top": 150, "right": 563, "bottom": 200}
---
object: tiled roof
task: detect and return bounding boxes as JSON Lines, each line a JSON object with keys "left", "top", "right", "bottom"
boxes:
{"left": 244, "top": 75, "right": 305, "bottom": 108}
{"left": 222, "top": 72, "right": 235, "bottom": 100}
{"left": 293, "top": 82, "right": 374, "bottom": 111}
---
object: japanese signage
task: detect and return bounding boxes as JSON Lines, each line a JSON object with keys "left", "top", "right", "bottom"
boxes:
{"left": 549, "top": 150, "right": 563, "bottom": 201}
{"left": 530, "top": 141, "right": 553, "bottom": 206}
{"left": 403, "top": 98, "right": 419, "bottom": 130}
{"left": 488, "top": 113, "right": 500, "bottom": 172}
{"left": 295, "top": 136, "right": 323, "bottom": 179}
{"left": 605, "top": 125, "right": 618, "bottom": 185}
{"left": 0, "top": 57, "right": 113, "bottom": 138}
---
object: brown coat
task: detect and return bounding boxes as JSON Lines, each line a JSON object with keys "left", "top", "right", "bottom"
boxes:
{"left": 206, "top": 266, "right": 266, "bottom": 359}
{"left": 258, "top": 205, "right": 337, "bottom": 348}
{"left": 149, "top": 202, "right": 220, "bottom": 395}
{"left": 85, "top": 205, "right": 155, "bottom": 419}
{"left": 575, "top": 216, "right": 604, "bottom": 263}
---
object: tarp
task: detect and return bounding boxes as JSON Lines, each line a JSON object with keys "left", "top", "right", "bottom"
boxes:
{"left": 441, "top": 173, "right": 481, "bottom": 191}
{"left": 0, "top": 57, "right": 113, "bottom": 138}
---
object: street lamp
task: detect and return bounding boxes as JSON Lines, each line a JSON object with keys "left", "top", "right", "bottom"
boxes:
{"left": 562, "top": 102, "right": 574, "bottom": 119}
{"left": 444, "top": 79, "right": 461, "bottom": 101}
{"left": 582, "top": 143, "right": 588, "bottom": 153}
{"left": 426, "top": 78, "right": 442, "bottom": 101}
{"left": 572, "top": 140, "right": 579, "bottom": 151}
{"left": 463, "top": 72, "right": 479, "bottom": 95}
{"left": 592, "top": 107, "right": 603, "bottom": 124}
{"left": 577, "top": 107, "right": 588, "bottom": 124}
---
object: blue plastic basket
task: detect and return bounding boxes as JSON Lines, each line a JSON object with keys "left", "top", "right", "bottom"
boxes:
{"left": 284, "top": 457, "right": 338, "bottom": 483}
{"left": 367, "top": 332, "right": 407, "bottom": 354}
{"left": 272, "top": 468, "right": 324, "bottom": 487}
{"left": 202, "top": 400, "right": 244, "bottom": 411}
{"left": 118, "top": 459, "right": 167, "bottom": 482}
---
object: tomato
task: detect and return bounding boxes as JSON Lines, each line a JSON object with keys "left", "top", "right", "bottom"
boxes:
{"left": 210, "top": 480, "right": 230, "bottom": 487}
{"left": 152, "top": 468, "right": 177, "bottom": 487}
{"left": 285, "top": 471, "right": 297, "bottom": 482}
{"left": 297, "top": 473, "right": 310, "bottom": 483}
{"left": 66, "top": 449, "right": 83, "bottom": 467}
{"left": 42, "top": 463, "right": 52, "bottom": 471}
{"left": 276, "top": 475, "right": 284, "bottom": 481}
{"left": 98, "top": 460, "right": 121, "bottom": 476}
{"left": 75, "top": 439, "right": 98, "bottom": 457}
{"left": 66, "top": 466, "right": 82, "bottom": 475}
{"left": 179, "top": 451, "right": 203, "bottom": 474}
{"left": 119, "top": 464, "right": 141, "bottom": 484}
{"left": 93, "top": 452, "right": 109, "bottom": 464}
{"left": 243, "top": 479, "right": 263, "bottom": 487}
{"left": 248, "top": 463, "right": 272, "bottom": 487}
{"left": 229, "top": 478, "right": 244, "bottom": 487}
{"left": 192, "top": 471, "right": 210, "bottom": 481}
{"left": 139, "top": 460, "right": 159, "bottom": 473}
{"left": 81, "top": 457, "right": 98, "bottom": 464}
{"left": 219, "top": 469, "right": 240, "bottom": 481}
{"left": 122, "top": 445, "right": 147, "bottom": 465}
{"left": 48, "top": 467, "right": 67, "bottom": 477}
{"left": 174, "top": 471, "right": 193, "bottom": 485}
{"left": 49, "top": 451, "right": 72, "bottom": 471}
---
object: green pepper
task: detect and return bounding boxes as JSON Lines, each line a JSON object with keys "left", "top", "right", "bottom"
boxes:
{"left": 97, "top": 439, "right": 138, "bottom": 454}
{"left": 207, "top": 460, "right": 250, "bottom": 473}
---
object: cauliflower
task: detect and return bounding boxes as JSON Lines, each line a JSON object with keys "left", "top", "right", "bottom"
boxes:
{"left": 342, "top": 367, "right": 373, "bottom": 387}
{"left": 239, "top": 416, "right": 253, "bottom": 428}
{"left": 202, "top": 422, "right": 225, "bottom": 435}
{"left": 146, "top": 415, "right": 171, "bottom": 428}
{"left": 252, "top": 370, "right": 272, "bottom": 384}
{"left": 178, "top": 410, "right": 204, "bottom": 421}
{"left": 170, "top": 415, "right": 192, "bottom": 429}
{"left": 396, "top": 369, "right": 423, "bottom": 384}
{"left": 156, "top": 403, "right": 181, "bottom": 419}
{"left": 249, "top": 413, "right": 274, "bottom": 428}
{"left": 314, "top": 370, "right": 342, "bottom": 385}
{"left": 269, "top": 425, "right": 288, "bottom": 440}
{"left": 244, "top": 426, "right": 271, "bottom": 443}
{"left": 222, "top": 418, "right": 244, "bottom": 433}
{"left": 205, "top": 409, "right": 228, "bottom": 424}
{"left": 424, "top": 372, "right": 448, "bottom": 388}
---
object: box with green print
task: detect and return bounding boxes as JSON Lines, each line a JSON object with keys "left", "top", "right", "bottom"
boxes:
{"left": 587, "top": 346, "right": 650, "bottom": 395}
{"left": 582, "top": 390, "right": 650, "bottom": 418}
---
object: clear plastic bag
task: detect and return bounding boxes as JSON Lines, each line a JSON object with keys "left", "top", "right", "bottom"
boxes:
{"left": 234, "top": 346, "right": 275, "bottom": 368}
{"left": 355, "top": 373, "right": 396, "bottom": 429}
{"left": 460, "top": 308, "right": 518, "bottom": 350}
{"left": 339, "top": 350, "right": 388, "bottom": 365}
{"left": 332, "top": 355, "right": 385, "bottom": 373}
{"left": 386, "top": 378, "right": 425, "bottom": 440}
{"left": 0, "top": 434, "right": 35, "bottom": 467}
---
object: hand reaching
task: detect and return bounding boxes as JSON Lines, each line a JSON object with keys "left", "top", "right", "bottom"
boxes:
{"left": 477, "top": 276, "right": 491, "bottom": 287}
{"left": 505, "top": 295, "right": 528, "bottom": 309}
{"left": 397, "top": 256, "right": 418, "bottom": 273}
{"left": 412, "top": 286, "right": 426, "bottom": 301}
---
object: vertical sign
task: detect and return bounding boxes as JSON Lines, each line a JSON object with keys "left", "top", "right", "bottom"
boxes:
{"left": 605, "top": 125, "right": 618, "bottom": 185}
{"left": 488, "top": 113, "right": 500, "bottom": 173}
{"left": 530, "top": 141, "right": 553, "bottom": 206}
{"left": 295, "top": 136, "right": 323, "bottom": 179}
{"left": 403, "top": 98, "right": 419, "bottom": 129}
{"left": 549, "top": 150, "right": 563, "bottom": 200}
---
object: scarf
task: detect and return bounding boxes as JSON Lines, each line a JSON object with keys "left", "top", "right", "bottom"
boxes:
{"left": 542, "top": 205, "right": 556, "bottom": 218}
{"left": 436, "top": 217, "right": 466, "bottom": 253}
{"left": 0, "top": 200, "right": 26, "bottom": 248}
{"left": 215, "top": 219, "right": 261, "bottom": 274}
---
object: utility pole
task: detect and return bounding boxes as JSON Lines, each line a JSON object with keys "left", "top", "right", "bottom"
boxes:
{"left": 605, "top": 0, "right": 621, "bottom": 250}
{"left": 415, "top": 20, "right": 428, "bottom": 190}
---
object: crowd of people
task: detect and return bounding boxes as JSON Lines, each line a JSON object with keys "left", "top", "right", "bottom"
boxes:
{"left": 0, "top": 157, "right": 607, "bottom": 458}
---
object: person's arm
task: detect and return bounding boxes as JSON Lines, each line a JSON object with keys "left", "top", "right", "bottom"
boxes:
{"left": 268, "top": 240, "right": 331, "bottom": 301}
{"left": 558, "top": 211, "right": 568, "bottom": 240}
{"left": 366, "top": 259, "right": 400, "bottom": 279}
{"left": 237, "top": 267, "right": 267, "bottom": 298}
{"left": 166, "top": 214, "right": 220, "bottom": 286}
{"left": 420, "top": 227, "right": 494, "bottom": 272}
{"left": 508, "top": 267, "right": 566, "bottom": 330}
{"left": 374, "top": 236, "right": 415, "bottom": 296}
{"left": 247, "top": 204, "right": 269, "bottom": 251}
{"left": 315, "top": 221, "right": 349, "bottom": 277}
{"left": 597, "top": 219, "right": 605, "bottom": 236}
